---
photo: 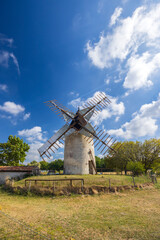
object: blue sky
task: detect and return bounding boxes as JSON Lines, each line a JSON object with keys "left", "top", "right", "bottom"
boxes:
{"left": 0, "top": 0, "right": 160, "bottom": 163}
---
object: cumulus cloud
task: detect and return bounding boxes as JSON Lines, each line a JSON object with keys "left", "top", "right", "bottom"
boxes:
{"left": 18, "top": 126, "right": 43, "bottom": 142}
{"left": 0, "top": 101, "right": 25, "bottom": 115}
{"left": 18, "top": 126, "right": 47, "bottom": 162}
{"left": 91, "top": 95, "right": 125, "bottom": 125}
{"left": 108, "top": 93, "right": 160, "bottom": 139}
{"left": 0, "top": 84, "right": 7, "bottom": 92}
{"left": 86, "top": 3, "right": 160, "bottom": 90}
{"left": 124, "top": 52, "right": 160, "bottom": 90}
{"left": 0, "top": 101, "right": 30, "bottom": 123}
{"left": 108, "top": 116, "right": 158, "bottom": 139}
{"left": 26, "top": 141, "right": 44, "bottom": 162}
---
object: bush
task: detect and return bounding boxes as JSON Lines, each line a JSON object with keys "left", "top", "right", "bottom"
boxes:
{"left": 127, "top": 161, "right": 145, "bottom": 176}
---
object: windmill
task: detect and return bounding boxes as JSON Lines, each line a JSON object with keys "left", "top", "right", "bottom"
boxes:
{"left": 38, "top": 92, "right": 121, "bottom": 174}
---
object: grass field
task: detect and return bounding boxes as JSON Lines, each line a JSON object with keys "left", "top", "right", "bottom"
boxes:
{"left": 14, "top": 174, "right": 152, "bottom": 189}
{"left": 0, "top": 178, "right": 160, "bottom": 240}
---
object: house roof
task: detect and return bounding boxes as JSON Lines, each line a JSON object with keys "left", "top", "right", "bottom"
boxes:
{"left": 0, "top": 166, "right": 39, "bottom": 172}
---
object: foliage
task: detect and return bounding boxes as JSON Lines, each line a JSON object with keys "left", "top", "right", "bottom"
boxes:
{"left": 95, "top": 156, "right": 105, "bottom": 169}
{"left": 27, "top": 160, "right": 41, "bottom": 168}
{"left": 0, "top": 135, "right": 30, "bottom": 166}
{"left": 127, "top": 161, "right": 145, "bottom": 176}
{"left": 105, "top": 139, "right": 160, "bottom": 174}
{"left": 105, "top": 141, "right": 140, "bottom": 174}
{"left": 39, "top": 161, "right": 49, "bottom": 170}
{"left": 48, "top": 159, "right": 64, "bottom": 172}
{"left": 140, "top": 139, "right": 160, "bottom": 173}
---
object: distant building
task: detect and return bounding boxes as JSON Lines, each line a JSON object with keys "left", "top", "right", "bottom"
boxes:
{"left": 0, "top": 166, "right": 40, "bottom": 184}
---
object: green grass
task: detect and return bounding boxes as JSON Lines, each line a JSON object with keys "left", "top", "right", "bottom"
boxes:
{"left": 0, "top": 184, "right": 160, "bottom": 240}
{"left": 14, "top": 174, "right": 152, "bottom": 189}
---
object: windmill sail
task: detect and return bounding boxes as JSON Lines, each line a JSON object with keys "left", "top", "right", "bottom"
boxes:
{"left": 82, "top": 125, "right": 121, "bottom": 155}
{"left": 82, "top": 92, "right": 111, "bottom": 118}
{"left": 45, "top": 100, "right": 75, "bottom": 122}
{"left": 38, "top": 124, "right": 74, "bottom": 159}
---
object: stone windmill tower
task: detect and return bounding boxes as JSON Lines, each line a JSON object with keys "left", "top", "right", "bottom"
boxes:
{"left": 38, "top": 92, "right": 121, "bottom": 174}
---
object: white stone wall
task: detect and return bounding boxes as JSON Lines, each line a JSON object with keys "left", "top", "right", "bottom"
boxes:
{"left": 0, "top": 172, "right": 29, "bottom": 184}
{"left": 64, "top": 133, "right": 96, "bottom": 175}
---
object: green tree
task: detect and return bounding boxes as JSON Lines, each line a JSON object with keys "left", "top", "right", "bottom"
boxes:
{"left": 140, "top": 139, "right": 160, "bottom": 173}
{"left": 48, "top": 159, "right": 64, "bottom": 172}
{"left": 28, "top": 160, "right": 41, "bottom": 168}
{"left": 127, "top": 161, "right": 145, "bottom": 176}
{"left": 40, "top": 161, "right": 49, "bottom": 170}
{"left": 106, "top": 141, "right": 140, "bottom": 174}
{"left": 95, "top": 156, "right": 101, "bottom": 168}
{"left": 0, "top": 135, "right": 30, "bottom": 166}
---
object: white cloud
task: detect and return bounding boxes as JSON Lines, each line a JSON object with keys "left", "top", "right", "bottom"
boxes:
{"left": 69, "top": 91, "right": 79, "bottom": 97}
{"left": 109, "top": 7, "right": 123, "bottom": 27}
{"left": 0, "top": 34, "right": 13, "bottom": 47}
{"left": 0, "top": 51, "right": 20, "bottom": 74}
{"left": 86, "top": 3, "right": 160, "bottom": 90}
{"left": 23, "top": 113, "right": 30, "bottom": 120}
{"left": 18, "top": 127, "right": 47, "bottom": 162}
{"left": 25, "top": 141, "right": 43, "bottom": 162}
{"left": 69, "top": 97, "right": 84, "bottom": 109}
{"left": 0, "top": 84, "right": 7, "bottom": 92}
{"left": 108, "top": 93, "right": 160, "bottom": 139}
{"left": 139, "top": 94, "right": 160, "bottom": 118}
{"left": 0, "top": 101, "right": 25, "bottom": 115}
{"left": 105, "top": 79, "right": 110, "bottom": 85}
{"left": 91, "top": 95, "right": 125, "bottom": 125}
{"left": 69, "top": 91, "right": 125, "bottom": 125}
{"left": 0, "top": 34, "right": 20, "bottom": 74}
{"left": 0, "top": 51, "right": 10, "bottom": 67}
{"left": 10, "top": 53, "right": 20, "bottom": 75}
{"left": 18, "top": 126, "right": 43, "bottom": 142}
{"left": 124, "top": 52, "right": 160, "bottom": 90}
{"left": 108, "top": 116, "right": 157, "bottom": 139}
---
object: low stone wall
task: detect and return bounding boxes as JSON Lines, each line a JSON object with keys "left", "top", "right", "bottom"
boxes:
{"left": 0, "top": 172, "right": 29, "bottom": 184}
{"left": 2, "top": 182, "right": 154, "bottom": 196}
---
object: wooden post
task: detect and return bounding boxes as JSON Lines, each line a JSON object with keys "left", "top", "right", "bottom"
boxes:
{"left": 109, "top": 179, "right": 111, "bottom": 189}
{"left": 35, "top": 180, "right": 37, "bottom": 186}
{"left": 81, "top": 179, "right": 84, "bottom": 191}
{"left": 25, "top": 180, "right": 26, "bottom": 187}
{"left": 53, "top": 182, "right": 55, "bottom": 192}
{"left": 132, "top": 176, "right": 135, "bottom": 187}
{"left": 70, "top": 179, "right": 73, "bottom": 187}
{"left": 29, "top": 181, "right": 31, "bottom": 191}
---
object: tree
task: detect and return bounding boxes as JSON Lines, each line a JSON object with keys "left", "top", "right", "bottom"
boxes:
{"left": 140, "top": 139, "right": 160, "bottom": 173}
{"left": 40, "top": 161, "right": 49, "bottom": 170}
{"left": 48, "top": 159, "right": 64, "bottom": 172}
{"left": 127, "top": 161, "right": 145, "bottom": 176}
{"left": 0, "top": 135, "right": 30, "bottom": 166}
{"left": 28, "top": 160, "right": 41, "bottom": 168}
{"left": 95, "top": 156, "right": 101, "bottom": 168}
{"left": 106, "top": 141, "right": 140, "bottom": 174}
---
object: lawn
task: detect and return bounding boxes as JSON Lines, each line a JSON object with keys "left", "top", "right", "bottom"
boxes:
{"left": 0, "top": 180, "right": 160, "bottom": 240}
{"left": 14, "top": 174, "right": 152, "bottom": 189}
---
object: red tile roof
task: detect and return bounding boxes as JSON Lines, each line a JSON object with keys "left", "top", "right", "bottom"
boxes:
{"left": 0, "top": 166, "right": 39, "bottom": 172}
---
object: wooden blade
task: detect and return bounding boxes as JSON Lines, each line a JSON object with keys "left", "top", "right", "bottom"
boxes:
{"left": 45, "top": 100, "right": 75, "bottom": 123}
{"left": 38, "top": 124, "right": 73, "bottom": 159}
